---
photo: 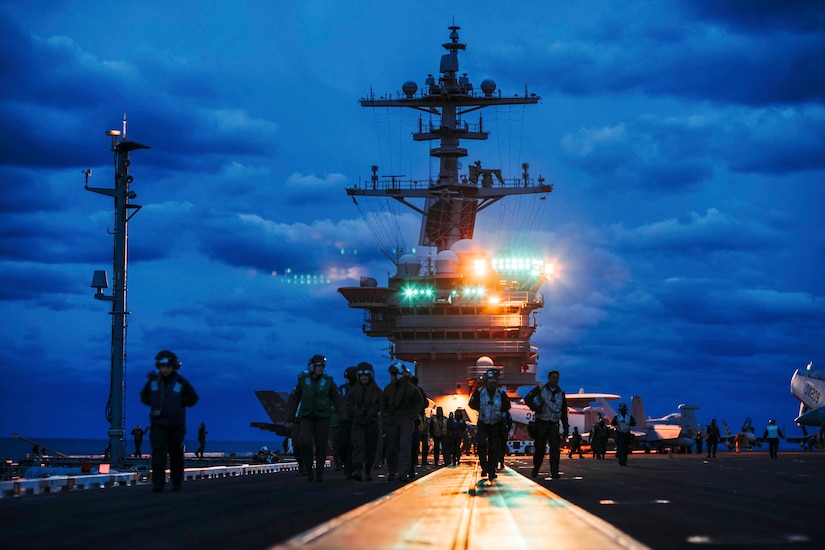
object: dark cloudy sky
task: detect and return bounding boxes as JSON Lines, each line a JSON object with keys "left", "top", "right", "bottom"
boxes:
{"left": 1, "top": 1, "right": 823, "bottom": 443}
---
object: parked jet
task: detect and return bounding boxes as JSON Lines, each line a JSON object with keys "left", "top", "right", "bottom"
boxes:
{"left": 629, "top": 396, "right": 701, "bottom": 451}
{"left": 791, "top": 361, "right": 825, "bottom": 429}
{"left": 721, "top": 418, "right": 761, "bottom": 450}
{"left": 429, "top": 386, "right": 620, "bottom": 441}
{"left": 250, "top": 390, "right": 292, "bottom": 437}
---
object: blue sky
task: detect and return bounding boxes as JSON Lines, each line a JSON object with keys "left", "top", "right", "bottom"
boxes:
{"left": 1, "top": 0, "right": 823, "bottom": 443}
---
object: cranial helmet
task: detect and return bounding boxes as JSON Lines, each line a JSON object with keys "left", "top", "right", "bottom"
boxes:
{"left": 618, "top": 403, "right": 628, "bottom": 410}
{"left": 356, "top": 361, "right": 374, "bottom": 377}
{"left": 388, "top": 361, "right": 403, "bottom": 376}
{"left": 308, "top": 354, "right": 326, "bottom": 368}
{"left": 484, "top": 369, "right": 498, "bottom": 381}
{"left": 155, "top": 350, "right": 180, "bottom": 370}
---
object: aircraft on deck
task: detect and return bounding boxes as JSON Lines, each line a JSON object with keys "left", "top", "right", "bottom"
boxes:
{"left": 789, "top": 361, "right": 825, "bottom": 448}
{"left": 629, "top": 396, "right": 701, "bottom": 451}
{"left": 721, "top": 418, "right": 762, "bottom": 450}
{"left": 430, "top": 386, "right": 620, "bottom": 442}
{"left": 250, "top": 390, "right": 292, "bottom": 437}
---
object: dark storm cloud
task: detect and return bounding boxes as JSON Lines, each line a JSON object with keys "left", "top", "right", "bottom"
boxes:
{"left": 687, "top": 0, "right": 825, "bottom": 34}
{"left": 0, "top": 262, "right": 78, "bottom": 302}
{"left": 495, "top": 4, "right": 825, "bottom": 107}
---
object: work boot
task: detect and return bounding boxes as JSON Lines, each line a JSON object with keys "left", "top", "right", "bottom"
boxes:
{"left": 315, "top": 468, "right": 323, "bottom": 482}
{"left": 307, "top": 470, "right": 314, "bottom": 482}
{"left": 365, "top": 467, "right": 373, "bottom": 482}
{"left": 387, "top": 473, "right": 396, "bottom": 482}
{"left": 531, "top": 466, "right": 539, "bottom": 479}
{"left": 352, "top": 469, "right": 362, "bottom": 482}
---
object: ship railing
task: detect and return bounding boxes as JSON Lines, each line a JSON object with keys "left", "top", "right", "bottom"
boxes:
{"left": 351, "top": 176, "right": 548, "bottom": 192}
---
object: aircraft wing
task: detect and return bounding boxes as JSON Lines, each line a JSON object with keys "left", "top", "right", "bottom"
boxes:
{"left": 638, "top": 425, "right": 683, "bottom": 443}
{"left": 566, "top": 392, "right": 621, "bottom": 408}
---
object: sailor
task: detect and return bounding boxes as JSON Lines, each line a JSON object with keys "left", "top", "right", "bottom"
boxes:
{"left": 590, "top": 415, "right": 608, "bottom": 459}
{"left": 140, "top": 350, "right": 199, "bottom": 492}
{"left": 469, "top": 369, "right": 511, "bottom": 480}
{"left": 336, "top": 366, "right": 358, "bottom": 477}
{"left": 447, "top": 409, "right": 468, "bottom": 465}
{"left": 568, "top": 426, "right": 584, "bottom": 459}
{"left": 706, "top": 418, "right": 721, "bottom": 458}
{"left": 763, "top": 419, "right": 785, "bottom": 459}
{"left": 196, "top": 422, "right": 207, "bottom": 458}
{"left": 526, "top": 370, "right": 569, "bottom": 479}
{"left": 346, "top": 362, "right": 383, "bottom": 481}
{"left": 131, "top": 424, "right": 145, "bottom": 458}
{"left": 611, "top": 403, "right": 637, "bottom": 466}
{"left": 286, "top": 354, "right": 344, "bottom": 482}
{"left": 429, "top": 406, "right": 449, "bottom": 466}
{"left": 409, "top": 375, "right": 429, "bottom": 474}
{"left": 381, "top": 362, "right": 423, "bottom": 482}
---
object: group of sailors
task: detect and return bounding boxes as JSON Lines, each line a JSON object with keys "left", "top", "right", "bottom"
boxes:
{"left": 285, "top": 355, "right": 475, "bottom": 483}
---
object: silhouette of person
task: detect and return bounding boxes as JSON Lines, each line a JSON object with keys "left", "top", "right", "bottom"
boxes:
{"left": 286, "top": 354, "right": 343, "bottom": 482}
{"left": 381, "top": 362, "right": 423, "bottom": 483}
{"left": 763, "top": 419, "right": 784, "bottom": 459}
{"left": 526, "top": 370, "right": 569, "bottom": 479}
{"left": 469, "top": 369, "right": 511, "bottom": 481}
{"left": 611, "top": 403, "right": 637, "bottom": 466}
{"left": 140, "top": 350, "right": 199, "bottom": 492}
{"left": 196, "top": 423, "right": 207, "bottom": 458}
{"left": 706, "top": 419, "right": 721, "bottom": 458}
{"left": 131, "top": 424, "right": 145, "bottom": 458}
{"left": 568, "top": 426, "right": 584, "bottom": 458}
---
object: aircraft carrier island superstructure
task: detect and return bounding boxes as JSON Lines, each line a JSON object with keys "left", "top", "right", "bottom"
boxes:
{"left": 338, "top": 26, "right": 554, "bottom": 404}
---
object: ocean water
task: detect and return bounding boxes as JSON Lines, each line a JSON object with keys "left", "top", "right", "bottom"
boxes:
{"left": 0, "top": 436, "right": 287, "bottom": 461}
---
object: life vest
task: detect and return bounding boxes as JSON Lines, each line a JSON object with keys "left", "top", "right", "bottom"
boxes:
{"left": 296, "top": 374, "right": 335, "bottom": 418}
{"left": 765, "top": 424, "right": 780, "bottom": 438}
{"left": 477, "top": 388, "right": 505, "bottom": 425}
{"left": 537, "top": 386, "right": 565, "bottom": 422}
{"left": 148, "top": 374, "right": 186, "bottom": 426}
{"left": 614, "top": 413, "right": 633, "bottom": 433}
{"left": 431, "top": 416, "right": 448, "bottom": 437}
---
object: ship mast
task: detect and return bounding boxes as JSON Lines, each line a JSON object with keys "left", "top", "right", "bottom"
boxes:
{"left": 351, "top": 25, "right": 550, "bottom": 252}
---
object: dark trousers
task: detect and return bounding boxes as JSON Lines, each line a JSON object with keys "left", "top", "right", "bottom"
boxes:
{"left": 351, "top": 422, "right": 379, "bottom": 473}
{"left": 299, "top": 416, "right": 331, "bottom": 475}
{"left": 615, "top": 431, "right": 632, "bottom": 464}
{"left": 532, "top": 419, "right": 562, "bottom": 475}
{"left": 134, "top": 438, "right": 143, "bottom": 458}
{"left": 767, "top": 438, "right": 779, "bottom": 459}
{"left": 196, "top": 438, "right": 205, "bottom": 457}
{"left": 384, "top": 415, "right": 414, "bottom": 476}
{"left": 432, "top": 436, "right": 447, "bottom": 465}
{"left": 476, "top": 420, "right": 506, "bottom": 475}
{"left": 149, "top": 424, "right": 185, "bottom": 487}
{"left": 337, "top": 419, "right": 353, "bottom": 474}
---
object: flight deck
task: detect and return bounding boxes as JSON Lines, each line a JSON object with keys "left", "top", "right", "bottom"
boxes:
{"left": 1, "top": 452, "right": 823, "bottom": 549}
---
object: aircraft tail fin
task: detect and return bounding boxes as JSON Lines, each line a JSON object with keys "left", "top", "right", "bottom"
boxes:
{"left": 255, "top": 390, "right": 291, "bottom": 423}
{"left": 677, "top": 404, "right": 700, "bottom": 430}
{"left": 630, "top": 395, "right": 646, "bottom": 425}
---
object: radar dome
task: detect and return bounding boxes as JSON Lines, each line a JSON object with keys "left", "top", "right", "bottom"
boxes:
{"left": 476, "top": 356, "right": 495, "bottom": 368}
{"left": 435, "top": 250, "right": 459, "bottom": 274}
{"left": 480, "top": 79, "right": 497, "bottom": 96}
{"left": 402, "top": 81, "right": 418, "bottom": 98}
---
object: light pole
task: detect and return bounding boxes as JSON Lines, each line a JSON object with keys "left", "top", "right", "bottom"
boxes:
{"left": 86, "top": 119, "right": 149, "bottom": 466}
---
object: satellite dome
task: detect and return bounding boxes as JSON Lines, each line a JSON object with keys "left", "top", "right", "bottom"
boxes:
{"left": 450, "top": 239, "right": 484, "bottom": 255}
{"left": 435, "top": 250, "right": 458, "bottom": 274}
{"left": 402, "top": 81, "right": 418, "bottom": 98}
{"left": 476, "top": 356, "right": 495, "bottom": 368}
{"left": 480, "top": 79, "right": 497, "bottom": 96}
